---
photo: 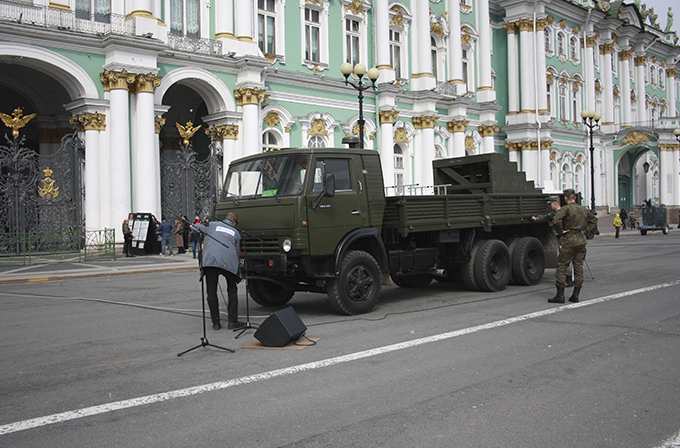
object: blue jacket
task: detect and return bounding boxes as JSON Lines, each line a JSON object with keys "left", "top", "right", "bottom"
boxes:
{"left": 158, "top": 220, "right": 173, "bottom": 238}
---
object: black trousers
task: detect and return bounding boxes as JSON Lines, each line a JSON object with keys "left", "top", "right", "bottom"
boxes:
{"left": 123, "top": 235, "right": 133, "bottom": 255}
{"left": 203, "top": 267, "right": 239, "bottom": 325}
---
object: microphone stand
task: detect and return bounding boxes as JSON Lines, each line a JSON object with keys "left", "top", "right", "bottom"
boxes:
{"left": 210, "top": 216, "right": 265, "bottom": 339}
{"left": 177, "top": 220, "right": 234, "bottom": 356}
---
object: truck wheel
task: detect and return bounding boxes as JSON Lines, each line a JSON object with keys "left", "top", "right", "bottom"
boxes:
{"left": 247, "top": 279, "right": 294, "bottom": 307}
{"left": 460, "top": 240, "right": 484, "bottom": 291}
{"left": 505, "top": 237, "right": 520, "bottom": 284}
{"left": 328, "top": 250, "right": 380, "bottom": 315}
{"left": 474, "top": 239, "right": 511, "bottom": 292}
{"left": 662, "top": 225, "right": 669, "bottom": 235}
{"left": 401, "top": 275, "right": 433, "bottom": 288}
{"left": 510, "top": 237, "right": 545, "bottom": 286}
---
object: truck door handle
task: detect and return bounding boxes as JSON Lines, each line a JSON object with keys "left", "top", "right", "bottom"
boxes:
{"left": 351, "top": 210, "right": 361, "bottom": 215}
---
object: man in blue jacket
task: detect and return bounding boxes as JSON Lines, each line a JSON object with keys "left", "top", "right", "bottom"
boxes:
{"left": 157, "top": 217, "right": 174, "bottom": 256}
{"left": 191, "top": 213, "right": 245, "bottom": 330}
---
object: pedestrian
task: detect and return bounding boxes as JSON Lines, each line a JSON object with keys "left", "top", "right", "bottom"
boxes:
{"left": 619, "top": 209, "right": 628, "bottom": 230}
{"left": 157, "top": 217, "right": 174, "bottom": 256}
{"left": 181, "top": 215, "right": 190, "bottom": 253}
{"left": 122, "top": 218, "right": 134, "bottom": 257}
{"left": 531, "top": 195, "right": 574, "bottom": 286}
{"left": 174, "top": 218, "right": 185, "bottom": 254}
{"left": 549, "top": 189, "right": 598, "bottom": 304}
{"left": 144, "top": 215, "right": 160, "bottom": 255}
{"left": 613, "top": 213, "right": 622, "bottom": 238}
{"left": 190, "top": 216, "right": 202, "bottom": 259}
{"left": 191, "top": 213, "right": 245, "bottom": 331}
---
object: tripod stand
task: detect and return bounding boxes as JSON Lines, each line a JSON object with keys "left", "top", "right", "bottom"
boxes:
{"left": 177, "top": 220, "right": 234, "bottom": 356}
{"left": 177, "top": 262, "right": 234, "bottom": 356}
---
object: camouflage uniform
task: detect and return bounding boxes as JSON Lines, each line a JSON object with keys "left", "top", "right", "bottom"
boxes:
{"left": 534, "top": 210, "right": 573, "bottom": 280}
{"left": 552, "top": 200, "right": 597, "bottom": 288}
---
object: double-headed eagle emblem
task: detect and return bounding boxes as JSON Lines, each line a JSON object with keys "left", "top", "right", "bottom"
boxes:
{"left": 1, "top": 108, "right": 36, "bottom": 139}
{"left": 176, "top": 121, "right": 202, "bottom": 146}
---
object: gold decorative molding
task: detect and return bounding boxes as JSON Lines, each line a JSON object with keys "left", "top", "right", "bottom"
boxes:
{"left": 214, "top": 32, "right": 237, "bottom": 40}
{"left": 448, "top": 120, "right": 469, "bottom": 133}
{"left": 631, "top": 90, "right": 637, "bottom": 102}
{"left": 394, "top": 127, "right": 409, "bottom": 144}
{"left": 379, "top": 109, "right": 399, "bottom": 125}
{"left": 308, "top": 119, "right": 328, "bottom": 136}
{"left": 154, "top": 116, "right": 166, "bottom": 134}
{"left": 100, "top": 69, "right": 136, "bottom": 92}
{"left": 634, "top": 54, "right": 648, "bottom": 66}
{"left": 504, "top": 22, "right": 517, "bottom": 34}
{"left": 134, "top": 73, "right": 162, "bottom": 94}
{"left": 599, "top": 43, "right": 614, "bottom": 55}
{"left": 176, "top": 121, "right": 202, "bottom": 146}
{"left": 390, "top": 7, "right": 404, "bottom": 27}
{"left": 345, "top": 0, "right": 366, "bottom": 17}
{"left": 594, "top": 80, "right": 601, "bottom": 94}
{"left": 621, "top": 131, "right": 649, "bottom": 146}
{"left": 411, "top": 73, "right": 435, "bottom": 79}
{"left": 541, "top": 140, "right": 554, "bottom": 150}
{"left": 667, "top": 68, "right": 677, "bottom": 77}
{"left": 38, "top": 167, "right": 59, "bottom": 199}
{"left": 505, "top": 142, "right": 519, "bottom": 152}
{"left": 1, "top": 108, "right": 36, "bottom": 138}
{"left": 465, "top": 136, "right": 475, "bottom": 149}
{"left": 518, "top": 19, "right": 534, "bottom": 32}
{"left": 559, "top": 19, "right": 567, "bottom": 29}
{"left": 234, "top": 88, "right": 267, "bottom": 106}
{"left": 217, "top": 124, "right": 239, "bottom": 140}
{"left": 619, "top": 48, "right": 634, "bottom": 61}
{"left": 572, "top": 26, "right": 580, "bottom": 35}
{"left": 613, "top": 85, "right": 620, "bottom": 98}
{"left": 263, "top": 111, "right": 280, "bottom": 128}
{"left": 585, "top": 35, "right": 598, "bottom": 48}
{"left": 477, "top": 86, "right": 494, "bottom": 92}
{"left": 284, "top": 126, "right": 291, "bottom": 133}
{"left": 447, "top": 79, "right": 465, "bottom": 85}
{"left": 48, "top": 2, "right": 70, "bottom": 11}
{"left": 478, "top": 124, "right": 498, "bottom": 137}
{"left": 71, "top": 112, "right": 106, "bottom": 131}
{"left": 659, "top": 144, "right": 679, "bottom": 151}
{"left": 412, "top": 115, "right": 439, "bottom": 129}
{"left": 536, "top": 18, "right": 551, "bottom": 31}
{"left": 431, "top": 23, "right": 444, "bottom": 40}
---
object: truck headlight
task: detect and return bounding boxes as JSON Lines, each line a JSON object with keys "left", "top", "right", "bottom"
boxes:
{"left": 282, "top": 238, "right": 292, "bottom": 253}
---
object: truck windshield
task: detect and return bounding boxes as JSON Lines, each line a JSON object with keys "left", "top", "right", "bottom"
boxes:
{"left": 223, "top": 155, "right": 310, "bottom": 200}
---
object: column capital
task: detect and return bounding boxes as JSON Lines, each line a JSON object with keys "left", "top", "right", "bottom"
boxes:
{"left": 217, "top": 124, "right": 239, "bottom": 140}
{"left": 667, "top": 68, "right": 677, "bottom": 78}
{"left": 379, "top": 109, "right": 400, "bottom": 125}
{"left": 413, "top": 115, "right": 439, "bottom": 129}
{"left": 100, "top": 69, "right": 136, "bottom": 92}
{"left": 659, "top": 143, "right": 679, "bottom": 151}
{"left": 155, "top": 116, "right": 166, "bottom": 134}
{"left": 478, "top": 124, "right": 498, "bottom": 137}
{"left": 448, "top": 120, "right": 469, "bottom": 133}
{"left": 585, "top": 35, "right": 598, "bottom": 48}
{"left": 503, "top": 22, "right": 518, "bottom": 34}
{"left": 134, "top": 73, "right": 162, "bottom": 94}
{"left": 235, "top": 87, "right": 268, "bottom": 106}
{"left": 517, "top": 19, "right": 534, "bottom": 32}
{"left": 599, "top": 43, "right": 614, "bottom": 55}
{"left": 619, "top": 48, "right": 634, "bottom": 61}
{"left": 535, "top": 16, "right": 553, "bottom": 31}
{"left": 71, "top": 112, "right": 106, "bottom": 131}
{"left": 634, "top": 54, "right": 649, "bottom": 66}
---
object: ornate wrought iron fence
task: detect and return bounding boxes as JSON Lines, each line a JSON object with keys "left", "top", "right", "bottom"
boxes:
{"left": 84, "top": 228, "right": 116, "bottom": 261}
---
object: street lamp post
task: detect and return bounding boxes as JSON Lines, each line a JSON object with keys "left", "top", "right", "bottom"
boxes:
{"left": 581, "top": 109, "right": 602, "bottom": 215}
{"left": 340, "top": 63, "right": 379, "bottom": 149}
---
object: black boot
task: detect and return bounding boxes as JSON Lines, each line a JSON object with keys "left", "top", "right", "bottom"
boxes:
{"left": 568, "top": 287, "right": 582, "bottom": 303}
{"left": 565, "top": 275, "right": 574, "bottom": 288}
{"left": 548, "top": 286, "right": 565, "bottom": 303}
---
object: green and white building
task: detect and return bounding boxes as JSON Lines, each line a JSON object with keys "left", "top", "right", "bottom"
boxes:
{"left": 1, "top": 0, "right": 679, "bottom": 237}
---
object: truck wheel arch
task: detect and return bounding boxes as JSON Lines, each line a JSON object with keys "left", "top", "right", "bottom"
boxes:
{"left": 333, "top": 228, "right": 389, "bottom": 281}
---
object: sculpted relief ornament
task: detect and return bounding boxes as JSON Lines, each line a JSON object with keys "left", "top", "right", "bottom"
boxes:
{"left": 622, "top": 131, "right": 650, "bottom": 146}
{"left": 1, "top": 108, "right": 36, "bottom": 138}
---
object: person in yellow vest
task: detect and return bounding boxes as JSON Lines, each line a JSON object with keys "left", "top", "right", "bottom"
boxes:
{"left": 613, "top": 214, "right": 622, "bottom": 238}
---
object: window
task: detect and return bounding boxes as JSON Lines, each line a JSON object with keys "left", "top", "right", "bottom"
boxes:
{"left": 76, "top": 0, "right": 110, "bottom": 22}
{"left": 313, "top": 159, "right": 351, "bottom": 192}
{"left": 394, "top": 145, "right": 405, "bottom": 194}
{"left": 462, "top": 49, "right": 469, "bottom": 90}
{"left": 574, "top": 165, "right": 582, "bottom": 193}
{"left": 431, "top": 37, "right": 438, "bottom": 80}
{"left": 561, "top": 163, "right": 572, "bottom": 189}
{"left": 545, "top": 30, "right": 551, "bottom": 52}
{"left": 262, "top": 130, "right": 279, "bottom": 152}
{"left": 557, "top": 33, "right": 565, "bottom": 56}
{"left": 258, "top": 0, "right": 276, "bottom": 55}
{"left": 394, "top": 145, "right": 404, "bottom": 169}
{"left": 304, "top": 7, "right": 320, "bottom": 63}
{"left": 308, "top": 135, "right": 326, "bottom": 148}
{"left": 547, "top": 83, "right": 552, "bottom": 116}
{"left": 572, "top": 89, "right": 578, "bottom": 122}
{"left": 650, "top": 65, "right": 656, "bottom": 85}
{"left": 659, "top": 69, "right": 665, "bottom": 88}
{"left": 570, "top": 36, "right": 578, "bottom": 60}
{"left": 170, "top": 0, "right": 199, "bottom": 36}
{"left": 390, "top": 29, "right": 402, "bottom": 79}
{"left": 345, "top": 19, "right": 360, "bottom": 66}
{"left": 559, "top": 85, "right": 567, "bottom": 120}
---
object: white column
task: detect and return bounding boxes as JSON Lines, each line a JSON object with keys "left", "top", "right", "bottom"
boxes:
{"left": 601, "top": 44, "right": 615, "bottom": 129}
{"left": 521, "top": 142, "right": 538, "bottom": 182}
{"left": 379, "top": 111, "right": 395, "bottom": 187}
{"left": 412, "top": 0, "right": 434, "bottom": 91}
{"left": 414, "top": 116, "right": 437, "bottom": 188}
{"left": 673, "top": 145, "right": 680, "bottom": 206}
{"left": 584, "top": 36, "right": 596, "bottom": 111}
{"left": 448, "top": 120, "right": 467, "bottom": 158}
{"left": 505, "top": 22, "right": 519, "bottom": 114}
{"left": 667, "top": 70, "right": 677, "bottom": 117}
{"left": 518, "top": 20, "right": 535, "bottom": 114}
{"left": 234, "top": 0, "right": 254, "bottom": 43}
{"left": 108, "top": 88, "right": 131, "bottom": 239}
{"left": 619, "top": 50, "right": 633, "bottom": 127}
{"left": 375, "top": 0, "right": 391, "bottom": 81}
{"left": 634, "top": 54, "right": 648, "bottom": 124}
{"left": 153, "top": 116, "right": 163, "bottom": 219}
{"left": 447, "top": 0, "right": 464, "bottom": 94}
{"left": 659, "top": 147, "right": 670, "bottom": 206}
{"left": 237, "top": 88, "right": 263, "bottom": 157}
{"left": 535, "top": 20, "right": 549, "bottom": 116}
{"left": 84, "top": 127, "right": 102, "bottom": 231}
{"left": 215, "top": 0, "right": 234, "bottom": 40}
{"left": 476, "top": 0, "right": 494, "bottom": 102}
{"left": 133, "top": 80, "right": 159, "bottom": 214}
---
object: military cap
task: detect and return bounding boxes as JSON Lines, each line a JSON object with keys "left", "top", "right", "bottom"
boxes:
{"left": 546, "top": 195, "right": 560, "bottom": 204}
{"left": 563, "top": 188, "right": 576, "bottom": 197}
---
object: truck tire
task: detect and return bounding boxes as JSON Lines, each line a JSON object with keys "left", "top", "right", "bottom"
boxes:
{"left": 247, "top": 279, "right": 294, "bottom": 307}
{"left": 328, "top": 250, "right": 381, "bottom": 315}
{"left": 474, "top": 239, "right": 511, "bottom": 292}
{"left": 505, "top": 237, "right": 520, "bottom": 285}
{"left": 401, "top": 275, "right": 433, "bottom": 288}
{"left": 662, "top": 225, "right": 669, "bottom": 235}
{"left": 460, "top": 240, "right": 484, "bottom": 291}
{"left": 510, "top": 237, "right": 545, "bottom": 286}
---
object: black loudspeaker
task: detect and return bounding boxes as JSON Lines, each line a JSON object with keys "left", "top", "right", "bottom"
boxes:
{"left": 254, "top": 307, "right": 307, "bottom": 347}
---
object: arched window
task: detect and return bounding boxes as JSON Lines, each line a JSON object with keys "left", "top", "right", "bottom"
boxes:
{"left": 545, "top": 29, "right": 551, "bottom": 52}
{"left": 561, "top": 162, "right": 572, "bottom": 189}
{"left": 431, "top": 37, "right": 438, "bottom": 80}
{"left": 557, "top": 33, "right": 565, "bottom": 56}
{"left": 574, "top": 164, "right": 582, "bottom": 193}
{"left": 394, "top": 145, "right": 404, "bottom": 194}
{"left": 262, "top": 130, "right": 279, "bottom": 152}
{"left": 570, "top": 36, "right": 578, "bottom": 60}
{"left": 308, "top": 135, "right": 326, "bottom": 148}
{"left": 390, "top": 29, "right": 402, "bottom": 79}
{"left": 659, "top": 69, "right": 665, "bottom": 88}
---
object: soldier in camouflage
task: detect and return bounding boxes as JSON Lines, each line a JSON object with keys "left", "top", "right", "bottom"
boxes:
{"left": 549, "top": 189, "right": 598, "bottom": 304}
{"left": 531, "top": 195, "right": 573, "bottom": 287}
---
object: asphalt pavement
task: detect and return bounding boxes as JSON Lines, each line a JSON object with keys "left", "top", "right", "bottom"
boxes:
{"left": 0, "top": 213, "right": 675, "bottom": 284}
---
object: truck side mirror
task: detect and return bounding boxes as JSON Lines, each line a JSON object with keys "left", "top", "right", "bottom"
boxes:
{"left": 323, "top": 172, "right": 335, "bottom": 198}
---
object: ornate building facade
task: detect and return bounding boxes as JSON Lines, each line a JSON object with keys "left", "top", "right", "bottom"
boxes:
{"left": 0, "top": 0, "right": 679, "bottom": 237}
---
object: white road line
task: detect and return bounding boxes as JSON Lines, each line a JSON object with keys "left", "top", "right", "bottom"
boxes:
{"left": 656, "top": 431, "right": 680, "bottom": 448}
{"left": 2, "top": 280, "right": 679, "bottom": 436}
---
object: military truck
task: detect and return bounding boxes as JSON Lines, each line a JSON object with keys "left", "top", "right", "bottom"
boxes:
{"left": 215, "top": 147, "right": 558, "bottom": 315}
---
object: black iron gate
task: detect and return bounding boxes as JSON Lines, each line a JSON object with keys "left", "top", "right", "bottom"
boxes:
{"left": 0, "top": 129, "right": 85, "bottom": 256}
{"left": 160, "top": 128, "right": 221, "bottom": 221}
